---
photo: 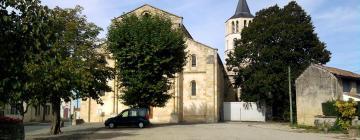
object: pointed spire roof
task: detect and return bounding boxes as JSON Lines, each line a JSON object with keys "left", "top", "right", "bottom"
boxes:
{"left": 229, "top": 0, "right": 254, "bottom": 19}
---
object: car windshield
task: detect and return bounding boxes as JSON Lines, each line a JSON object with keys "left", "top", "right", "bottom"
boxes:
{"left": 119, "top": 110, "right": 129, "bottom": 117}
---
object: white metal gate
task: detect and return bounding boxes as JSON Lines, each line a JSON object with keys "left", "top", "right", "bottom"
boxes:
{"left": 223, "top": 102, "right": 265, "bottom": 122}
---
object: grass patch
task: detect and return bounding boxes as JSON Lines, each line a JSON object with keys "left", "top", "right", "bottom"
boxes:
{"left": 294, "top": 124, "right": 343, "bottom": 133}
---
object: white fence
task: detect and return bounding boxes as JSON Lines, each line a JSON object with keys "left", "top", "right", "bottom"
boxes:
{"left": 223, "top": 102, "right": 265, "bottom": 122}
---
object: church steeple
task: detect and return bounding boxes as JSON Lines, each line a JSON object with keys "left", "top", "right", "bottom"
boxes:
{"left": 229, "top": 0, "right": 254, "bottom": 19}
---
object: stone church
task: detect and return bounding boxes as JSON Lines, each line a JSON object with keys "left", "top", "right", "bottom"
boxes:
{"left": 80, "top": 0, "right": 253, "bottom": 123}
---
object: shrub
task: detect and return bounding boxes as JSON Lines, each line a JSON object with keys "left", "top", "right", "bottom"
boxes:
{"left": 322, "top": 100, "right": 337, "bottom": 116}
{"left": 0, "top": 116, "right": 22, "bottom": 124}
{"left": 335, "top": 99, "right": 357, "bottom": 130}
{"left": 356, "top": 102, "right": 360, "bottom": 117}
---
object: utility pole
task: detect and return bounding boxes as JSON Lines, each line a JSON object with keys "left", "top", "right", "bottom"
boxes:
{"left": 288, "top": 66, "right": 293, "bottom": 126}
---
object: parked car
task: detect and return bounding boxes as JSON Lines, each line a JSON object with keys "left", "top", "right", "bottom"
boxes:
{"left": 104, "top": 108, "right": 150, "bottom": 128}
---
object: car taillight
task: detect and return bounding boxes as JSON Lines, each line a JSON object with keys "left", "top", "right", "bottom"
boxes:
{"left": 145, "top": 114, "right": 149, "bottom": 120}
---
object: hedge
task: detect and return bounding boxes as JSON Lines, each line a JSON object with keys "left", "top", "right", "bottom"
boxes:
{"left": 322, "top": 101, "right": 337, "bottom": 116}
{"left": 322, "top": 101, "right": 360, "bottom": 117}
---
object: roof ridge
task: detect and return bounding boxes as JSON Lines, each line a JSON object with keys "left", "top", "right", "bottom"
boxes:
{"left": 114, "top": 4, "right": 183, "bottom": 20}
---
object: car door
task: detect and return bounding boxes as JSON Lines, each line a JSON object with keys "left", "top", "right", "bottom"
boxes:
{"left": 117, "top": 110, "right": 130, "bottom": 126}
{"left": 128, "top": 109, "right": 138, "bottom": 125}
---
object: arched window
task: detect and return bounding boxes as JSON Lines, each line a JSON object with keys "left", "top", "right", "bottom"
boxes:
{"left": 231, "top": 21, "right": 235, "bottom": 33}
{"left": 244, "top": 20, "right": 247, "bottom": 27}
{"left": 191, "top": 80, "right": 196, "bottom": 96}
{"left": 249, "top": 20, "right": 252, "bottom": 25}
{"left": 191, "top": 54, "right": 196, "bottom": 67}
{"left": 236, "top": 21, "right": 239, "bottom": 33}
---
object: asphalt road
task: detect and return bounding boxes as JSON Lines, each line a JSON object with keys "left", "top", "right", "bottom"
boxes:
{"left": 25, "top": 121, "right": 71, "bottom": 133}
{"left": 26, "top": 122, "right": 348, "bottom": 140}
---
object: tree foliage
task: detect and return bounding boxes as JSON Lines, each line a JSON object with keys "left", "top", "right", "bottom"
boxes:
{"left": 1, "top": 0, "right": 113, "bottom": 134}
{"left": 108, "top": 15, "right": 187, "bottom": 108}
{"left": 335, "top": 99, "right": 357, "bottom": 130}
{"left": 0, "top": 0, "right": 49, "bottom": 105}
{"left": 227, "top": 1, "right": 331, "bottom": 119}
{"left": 30, "top": 6, "right": 113, "bottom": 134}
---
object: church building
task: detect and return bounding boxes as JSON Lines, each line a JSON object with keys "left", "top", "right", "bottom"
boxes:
{"left": 80, "top": 4, "right": 238, "bottom": 123}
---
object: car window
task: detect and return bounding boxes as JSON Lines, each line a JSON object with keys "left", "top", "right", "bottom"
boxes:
{"left": 121, "top": 111, "right": 129, "bottom": 118}
{"left": 129, "top": 110, "right": 137, "bottom": 117}
{"left": 138, "top": 109, "right": 147, "bottom": 117}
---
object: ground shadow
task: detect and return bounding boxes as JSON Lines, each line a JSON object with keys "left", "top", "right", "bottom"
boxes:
{"left": 27, "top": 127, "right": 137, "bottom": 140}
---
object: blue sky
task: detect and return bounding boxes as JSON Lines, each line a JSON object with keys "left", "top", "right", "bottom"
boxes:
{"left": 42, "top": 0, "right": 360, "bottom": 73}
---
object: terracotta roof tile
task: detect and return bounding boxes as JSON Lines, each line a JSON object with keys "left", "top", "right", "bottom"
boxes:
{"left": 316, "top": 64, "right": 360, "bottom": 79}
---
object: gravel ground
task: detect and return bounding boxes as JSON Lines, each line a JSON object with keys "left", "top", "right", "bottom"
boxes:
{"left": 26, "top": 122, "right": 350, "bottom": 140}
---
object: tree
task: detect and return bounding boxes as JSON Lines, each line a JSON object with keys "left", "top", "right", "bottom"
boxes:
{"left": 1, "top": 1, "right": 113, "bottom": 134}
{"left": 26, "top": 6, "right": 113, "bottom": 134}
{"left": 227, "top": 1, "right": 331, "bottom": 120}
{"left": 107, "top": 15, "right": 187, "bottom": 108}
{"left": 0, "top": 0, "right": 53, "bottom": 117}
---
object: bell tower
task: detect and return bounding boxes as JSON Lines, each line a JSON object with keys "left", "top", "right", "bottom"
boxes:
{"left": 225, "top": 0, "right": 254, "bottom": 99}
{"left": 225, "top": 0, "right": 254, "bottom": 60}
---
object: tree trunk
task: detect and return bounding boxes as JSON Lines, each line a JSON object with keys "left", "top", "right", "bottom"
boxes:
{"left": 50, "top": 98, "right": 61, "bottom": 135}
{"left": 42, "top": 104, "right": 46, "bottom": 121}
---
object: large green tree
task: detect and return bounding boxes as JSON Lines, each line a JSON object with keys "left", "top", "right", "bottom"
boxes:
{"left": 1, "top": 0, "right": 113, "bottom": 135}
{"left": 0, "top": 0, "right": 53, "bottom": 115}
{"left": 108, "top": 15, "right": 187, "bottom": 108}
{"left": 227, "top": 1, "right": 331, "bottom": 120}
{"left": 27, "top": 6, "right": 113, "bottom": 134}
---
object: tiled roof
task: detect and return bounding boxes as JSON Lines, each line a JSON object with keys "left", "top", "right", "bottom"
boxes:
{"left": 316, "top": 64, "right": 360, "bottom": 79}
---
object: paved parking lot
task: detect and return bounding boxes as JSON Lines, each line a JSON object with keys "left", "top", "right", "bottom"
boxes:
{"left": 26, "top": 122, "right": 347, "bottom": 140}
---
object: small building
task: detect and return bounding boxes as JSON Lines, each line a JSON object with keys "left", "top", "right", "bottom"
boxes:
{"left": 296, "top": 64, "right": 360, "bottom": 126}
{"left": 0, "top": 103, "right": 53, "bottom": 122}
{"left": 0, "top": 100, "right": 71, "bottom": 123}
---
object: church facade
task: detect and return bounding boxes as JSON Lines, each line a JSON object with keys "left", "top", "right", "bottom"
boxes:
{"left": 80, "top": 4, "right": 237, "bottom": 123}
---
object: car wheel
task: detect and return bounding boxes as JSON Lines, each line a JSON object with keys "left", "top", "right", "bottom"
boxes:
{"left": 109, "top": 122, "right": 116, "bottom": 129}
{"left": 138, "top": 122, "right": 144, "bottom": 128}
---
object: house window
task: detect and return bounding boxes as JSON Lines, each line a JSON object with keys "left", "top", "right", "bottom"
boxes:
{"left": 343, "top": 80, "right": 351, "bottom": 93}
{"left": 244, "top": 20, "right": 247, "bottom": 27}
{"left": 191, "top": 80, "right": 196, "bottom": 96}
{"left": 357, "top": 81, "right": 360, "bottom": 94}
{"left": 10, "top": 105, "right": 18, "bottom": 115}
{"left": 191, "top": 54, "right": 196, "bottom": 67}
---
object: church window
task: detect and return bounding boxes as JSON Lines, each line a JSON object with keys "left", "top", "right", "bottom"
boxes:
{"left": 249, "top": 20, "right": 252, "bottom": 25}
{"left": 244, "top": 20, "right": 247, "bottom": 27}
{"left": 191, "top": 54, "right": 196, "bottom": 67}
{"left": 231, "top": 21, "right": 235, "bottom": 33}
{"left": 236, "top": 21, "right": 239, "bottom": 33}
{"left": 191, "top": 80, "right": 196, "bottom": 96}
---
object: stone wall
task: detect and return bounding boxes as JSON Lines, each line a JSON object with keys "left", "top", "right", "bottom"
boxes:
{"left": 296, "top": 65, "right": 342, "bottom": 126}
